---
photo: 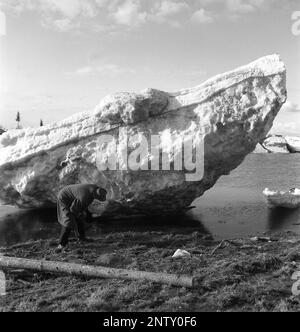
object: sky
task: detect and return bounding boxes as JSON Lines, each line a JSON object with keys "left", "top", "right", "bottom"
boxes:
{"left": 0, "top": 0, "right": 299, "bottom": 136}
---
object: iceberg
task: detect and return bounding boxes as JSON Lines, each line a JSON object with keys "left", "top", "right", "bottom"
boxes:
{"left": 286, "top": 137, "right": 300, "bottom": 153}
{"left": 0, "top": 55, "right": 287, "bottom": 217}
{"left": 263, "top": 188, "right": 300, "bottom": 209}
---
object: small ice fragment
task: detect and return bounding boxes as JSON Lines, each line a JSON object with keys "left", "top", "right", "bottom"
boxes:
{"left": 172, "top": 249, "right": 191, "bottom": 259}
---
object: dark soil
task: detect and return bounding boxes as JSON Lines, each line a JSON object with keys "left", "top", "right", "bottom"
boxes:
{"left": 1, "top": 230, "right": 300, "bottom": 312}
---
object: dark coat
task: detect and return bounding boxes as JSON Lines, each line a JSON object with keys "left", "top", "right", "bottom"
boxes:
{"left": 57, "top": 184, "right": 98, "bottom": 227}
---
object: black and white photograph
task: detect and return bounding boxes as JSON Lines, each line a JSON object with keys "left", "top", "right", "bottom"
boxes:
{"left": 0, "top": 0, "right": 300, "bottom": 315}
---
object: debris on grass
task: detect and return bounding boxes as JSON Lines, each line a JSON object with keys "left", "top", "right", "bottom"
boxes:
{"left": 172, "top": 249, "right": 191, "bottom": 259}
{"left": 0, "top": 231, "right": 300, "bottom": 312}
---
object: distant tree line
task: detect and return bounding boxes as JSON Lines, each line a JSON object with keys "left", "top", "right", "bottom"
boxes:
{"left": 0, "top": 127, "right": 6, "bottom": 135}
{"left": 16, "top": 111, "right": 21, "bottom": 129}
{"left": 0, "top": 113, "right": 45, "bottom": 133}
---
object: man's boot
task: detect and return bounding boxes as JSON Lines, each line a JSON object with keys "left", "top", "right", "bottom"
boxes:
{"left": 76, "top": 218, "right": 94, "bottom": 243}
{"left": 56, "top": 227, "right": 71, "bottom": 253}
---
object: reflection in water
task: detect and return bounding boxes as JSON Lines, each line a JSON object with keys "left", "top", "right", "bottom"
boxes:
{"left": 267, "top": 207, "right": 300, "bottom": 232}
{"left": 97, "top": 212, "right": 210, "bottom": 235}
{"left": 0, "top": 208, "right": 59, "bottom": 247}
{"left": 191, "top": 154, "right": 300, "bottom": 238}
{"left": 0, "top": 208, "right": 209, "bottom": 247}
{"left": 0, "top": 154, "right": 299, "bottom": 245}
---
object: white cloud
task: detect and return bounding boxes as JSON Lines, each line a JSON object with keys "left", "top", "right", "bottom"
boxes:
{"left": 0, "top": 0, "right": 35, "bottom": 15}
{"left": 3, "top": 0, "right": 98, "bottom": 18}
{"left": 154, "top": 0, "right": 189, "bottom": 18}
{"left": 41, "top": 0, "right": 99, "bottom": 31}
{"left": 1, "top": 0, "right": 99, "bottom": 31}
{"left": 193, "top": 0, "right": 271, "bottom": 18}
{"left": 148, "top": 0, "right": 190, "bottom": 27}
{"left": 111, "top": 0, "right": 147, "bottom": 27}
{"left": 46, "top": 18, "right": 72, "bottom": 31}
{"left": 282, "top": 101, "right": 300, "bottom": 113}
{"left": 42, "top": 0, "right": 87, "bottom": 18}
{"left": 272, "top": 121, "right": 300, "bottom": 137}
{"left": 271, "top": 101, "right": 300, "bottom": 136}
{"left": 226, "top": 0, "right": 256, "bottom": 14}
{"left": 0, "top": 0, "right": 288, "bottom": 32}
{"left": 71, "top": 64, "right": 136, "bottom": 77}
{"left": 191, "top": 9, "right": 214, "bottom": 24}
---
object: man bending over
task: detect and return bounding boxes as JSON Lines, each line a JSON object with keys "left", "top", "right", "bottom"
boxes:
{"left": 56, "top": 184, "right": 107, "bottom": 252}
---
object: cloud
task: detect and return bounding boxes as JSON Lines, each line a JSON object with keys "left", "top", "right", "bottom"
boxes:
{"left": 0, "top": 0, "right": 35, "bottom": 15}
{"left": 42, "top": 0, "right": 94, "bottom": 18}
{"left": 0, "top": 0, "right": 288, "bottom": 32}
{"left": 193, "top": 0, "right": 272, "bottom": 19}
{"left": 226, "top": 0, "right": 256, "bottom": 14}
{"left": 271, "top": 100, "right": 300, "bottom": 136}
{"left": 191, "top": 9, "right": 214, "bottom": 24}
{"left": 1, "top": 0, "right": 99, "bottom": 31}
{"left": 70, "top": 63, "right": 206, "bottom": 81}
{"left": 70, "top": 64, "right": 136, "bottom": 77}
{"left": 111, "top": 0, "right": 147, "bottom": 27}
{"left": 148, "top": 0, "right": 190, "bottom": 27}
{"left": 40, "top": 0, "right": 99, "bottom": 31}
{"left": 271, "top": 121, "right": 300, "bottom": 137}
{"left": 282, "top": 101, "right": 300, "bottom": 113}
{"left": 154, "top": 0, "right": 189, "bottom": 18}
{"left": 1, "top": 0, "right": 149, "bottom": 31}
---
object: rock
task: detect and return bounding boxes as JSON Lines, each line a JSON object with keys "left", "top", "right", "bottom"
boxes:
{"left": 172, "top": 249, "right": 191, "bottom": 259}
{"left": 0, "top": 55, "right": 287, "bottom": 216}
{"left": 253, "top": 143, "right": 270, "bottom": 153}
{"left": 286, "top": 136, "right": 300, "bottom": 153}
{"left": 254, "top": 135, "right": 300, "bottom": 154}
{"left": 262, "top": 135, "right": 290, "bottom": 153}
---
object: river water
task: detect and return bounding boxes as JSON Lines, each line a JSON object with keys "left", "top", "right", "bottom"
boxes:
{"left": 0, "top": 154, "right": 300, "bottom": 246}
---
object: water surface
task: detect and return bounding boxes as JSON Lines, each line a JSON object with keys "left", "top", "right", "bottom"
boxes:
{"left": 192, "top": 154, "right": 300, "bottom": 238}
{"left": 0, "top": 154, "right": 299, "bottom": 245}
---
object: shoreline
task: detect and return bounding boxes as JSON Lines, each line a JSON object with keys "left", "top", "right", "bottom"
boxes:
{"left": 0, "top": 230, "right": 300, "bottom": 312}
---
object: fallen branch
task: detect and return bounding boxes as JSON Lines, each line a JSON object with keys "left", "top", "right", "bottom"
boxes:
{"left": 211, "top": 240, "right": 226, "bottom": 256}
{"left": 211, "top": 239, "right": 240, "bottom": 256}
{"left": 0, "top": 256, "right": 197, "bottom": 288}
{"left": 16, "top": 279, "right": 32, "bottom": 286}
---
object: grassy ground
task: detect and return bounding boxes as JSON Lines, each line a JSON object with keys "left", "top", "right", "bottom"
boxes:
{"left": 1, "top": 229, "right": 300, "bottom": 312}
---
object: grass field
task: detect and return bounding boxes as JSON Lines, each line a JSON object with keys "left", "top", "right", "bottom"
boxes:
{"left": 1, "top": 230, "right": 300, "bottom": 312}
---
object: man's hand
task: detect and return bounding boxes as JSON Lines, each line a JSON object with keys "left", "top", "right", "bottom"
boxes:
{"left": 85, "top": 211, "right": 94, "bottom": 224}
{"left": 55, "top": 244, "right": 67, "bottom": 254}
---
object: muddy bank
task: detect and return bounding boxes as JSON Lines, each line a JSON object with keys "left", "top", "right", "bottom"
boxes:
{"left": 0, "top": 230, "right": 300, "bottom": 312}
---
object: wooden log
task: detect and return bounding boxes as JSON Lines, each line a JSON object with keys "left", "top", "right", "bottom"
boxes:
{"left": 0, "top": 256, "right": 196, "bottom": 288}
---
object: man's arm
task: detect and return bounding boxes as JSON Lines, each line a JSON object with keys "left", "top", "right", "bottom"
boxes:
{"left": 70, "top": 199, "right": 83, "bottom": 216}
{"left": 84, "top": 209, "right": 94, "bottom": 224}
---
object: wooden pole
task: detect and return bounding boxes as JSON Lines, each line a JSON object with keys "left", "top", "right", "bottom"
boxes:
{"left": 0, "top": 256, "right": 196, "bottom": 288}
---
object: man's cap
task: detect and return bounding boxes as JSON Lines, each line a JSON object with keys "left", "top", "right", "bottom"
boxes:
{"left": 95, "top": 188, "right": 107, "bottom": 197}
